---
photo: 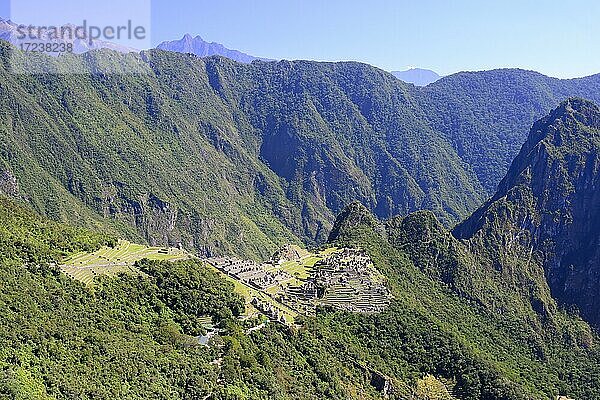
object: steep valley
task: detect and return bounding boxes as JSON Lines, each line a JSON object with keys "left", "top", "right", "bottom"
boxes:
{"left": 2, "top": 43, "right": 600, "bottom": 260}
{"left": 2, "top": 41, "right": 600, "bottom": 400}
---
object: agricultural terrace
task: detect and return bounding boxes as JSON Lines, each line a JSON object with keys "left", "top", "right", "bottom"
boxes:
{"left": 60, "top": 240, "right": 191, "bottom": 286}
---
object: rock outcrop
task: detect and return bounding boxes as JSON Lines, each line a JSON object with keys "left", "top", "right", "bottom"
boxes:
{"left": 0, "top": 170, "right": 18, "bottom": 196}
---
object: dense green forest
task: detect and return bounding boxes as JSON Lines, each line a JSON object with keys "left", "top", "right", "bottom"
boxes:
{"left": 2, "top": 41, "right": 600, "bottom": 399}
{"left": 0, "top": 196, "right": 369, "bottom": 399}
{"left": 420, "top": 69, "right": 600, "bottom": 191}
{"left": 454, "top": 98, "right": 600, "bottom": 329}
{"left": 1, "top": 41, "right": 600, "bottom": 258}
{"left": 2, "top": 188, "right": 600, "bottom": 399}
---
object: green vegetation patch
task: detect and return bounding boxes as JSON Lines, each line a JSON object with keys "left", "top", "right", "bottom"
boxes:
{"left": 60, "top": 240, "right": 192, "bottom": 286}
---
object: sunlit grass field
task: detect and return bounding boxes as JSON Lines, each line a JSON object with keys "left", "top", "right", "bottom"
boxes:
{"left": 60, "top": 240, "right": 192, "bottom": 286}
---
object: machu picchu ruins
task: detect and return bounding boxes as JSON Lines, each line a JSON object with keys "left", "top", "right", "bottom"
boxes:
{"left": 283, "top": 248, "right": 391, "bottom": 314}
{"left": 204, "top": 246, "right": 392, "bottom": 324}
{"left": 206, "top": 257, "right": 294, "bottom": 290}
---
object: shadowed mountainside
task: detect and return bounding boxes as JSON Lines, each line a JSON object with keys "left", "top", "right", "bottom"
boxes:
{"left": 455, "top": 98, "right": 600, "bottom": 328}
{"left": 1, "top": 42, "right": 600, "bottom": 260}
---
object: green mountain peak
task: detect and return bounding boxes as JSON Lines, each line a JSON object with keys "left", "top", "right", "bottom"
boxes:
{"left": 455, "top": 99, "right": 600, "bottom": 327}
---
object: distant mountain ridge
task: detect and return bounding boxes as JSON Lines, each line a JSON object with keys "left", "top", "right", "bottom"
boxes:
{"left": 419, "top": 69, "right": 600, "bottom": 192}
{"left": 391, "top": 68, "right": 441, "bottom": 86}
{"left": 157, "top": 34, "right": 273, "bottom": 63}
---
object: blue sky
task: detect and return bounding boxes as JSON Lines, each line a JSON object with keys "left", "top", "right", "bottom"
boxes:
{"left": 2, "top": 0, "right": 599, "bottom": 78}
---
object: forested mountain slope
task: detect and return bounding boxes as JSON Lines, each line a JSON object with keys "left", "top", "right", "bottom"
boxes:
{"left": 455, "top": 98, "right": 600, "bottom": 328}
{"left": 2, "top": 193, "right": 599, "bottom": 400}
{"left": 327, "top": 201, "right": 600, "bottom": 400}
{"left": 2, "top": 41, "right": 600, "bottom": 259}
{"left": 420, "top": 69, "right": 600, "bottom": 191}
{"left": 2, "top": 100, "right": 600, "bottom": 399}
{"left": 0, "top": 43, "right": 482, "bottom": 258}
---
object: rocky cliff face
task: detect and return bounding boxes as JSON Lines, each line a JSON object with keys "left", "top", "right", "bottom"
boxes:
{"left": 455, "top": 98, "right": 600, "bottom": 326}
{"left": 0, "top": 170, "right": 18, "bottom": 197}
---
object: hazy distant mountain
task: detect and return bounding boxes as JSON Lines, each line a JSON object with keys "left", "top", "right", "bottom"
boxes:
{"left": 392, "top": 68, "right": 441, "bottom": 86}
{"left": 157, "top": 34, "right": 273, "bottom": 63}
{"left": 0, "top": 17, "right": 137, "bottom": 54}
